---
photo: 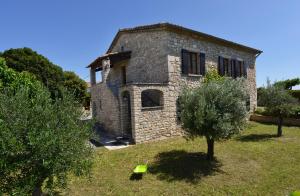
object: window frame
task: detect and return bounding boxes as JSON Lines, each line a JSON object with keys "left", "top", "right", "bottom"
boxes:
{"left": 141, "top": 89, "right": 164, "bottom": 111}
{"left": 182, "top": 49, "right": 205, "bottom": 76}
{"left": 189, "top": 52, "right": 199, "bottom": 75}
{"left": 218, "top": 56, "right": 246, "bottom": 78}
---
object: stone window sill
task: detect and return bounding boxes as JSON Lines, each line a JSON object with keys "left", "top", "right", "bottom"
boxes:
{"left": 141, "top": 106, "right": 163, "bottom": 111}
{"left": 187, "top": 74, "right": 203, "bottom": 77}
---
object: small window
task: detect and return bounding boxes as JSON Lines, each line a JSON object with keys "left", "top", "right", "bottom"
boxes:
{"left": 218, "top": 57, "right": 231, "bottom": 76}
{"left": 190, "top": 52, "right": 198, "bottom": 74}
{"left": 181, "top": 49, "right": 205, "bottom": 75}
{"left": 218, "top": 57, "right": 245, "bottom": 78}
{"left": 141, "top": 89, "right": 163, "bottom": 108}
{"left": 223, "top": 58, "right": 229, "bottom": 76}
{"left": 237, "top": 60, "right": 243, "bottom": 78}
{"left": 233, "top": 60, "right": 243, "bottom": 78}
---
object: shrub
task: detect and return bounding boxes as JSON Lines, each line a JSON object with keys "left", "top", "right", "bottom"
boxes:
{"left": 0, "top": 88, "right": 93, "bottom": 195}
{"left": 63, "top": 71, "right": 88, "bottom": 104}
{"left": 289, "top": 90, "right": 300, "bottom": 101}
{"left": 0, "top": 57, "right": 43, "bottom": 93}
{"left": 0, "top": 58, "right": 93, "bottom": 195}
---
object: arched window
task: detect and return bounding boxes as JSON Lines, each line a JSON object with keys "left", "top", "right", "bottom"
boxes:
{"left": 141, "top": 89, "right": 163, "bottom": 108}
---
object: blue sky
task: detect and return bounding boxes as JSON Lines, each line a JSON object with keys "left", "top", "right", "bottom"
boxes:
{"left": 1, "top": 0, "right": 299, "bottom": 87}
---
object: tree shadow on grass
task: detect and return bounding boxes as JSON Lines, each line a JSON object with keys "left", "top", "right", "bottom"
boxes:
{"left": 129, "top": 173, "right": 143, "bottom": 181}
{"left": 236, "top": 134, "right": 277, "bottom": 142}
{"left": 149, "top": 150, "right": 223, "bottom": 183}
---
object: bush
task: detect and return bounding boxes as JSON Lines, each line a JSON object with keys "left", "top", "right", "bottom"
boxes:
{"left": 0, "top": 57, "right": 43, "bottom": 93}
{"left": 289, "top": 90, "right": 300, "bottom": 101}
{"left": 0, "top": 58, "right": 93, "bottom": 195}
{"left": 0, "top": 88, "right": 93, "bottom": 195}
{"left": 63, "top": 71, "right": 88, "bottom": 104}
{"left": 254, "top": 107, "right": 266, "bottom": 115}
{"left": 291, "top": 106, "right": 300, "bottom": 119}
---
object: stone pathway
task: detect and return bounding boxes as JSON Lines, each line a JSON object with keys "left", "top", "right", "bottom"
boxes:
{"left": 89, "top": 131, "right": 130, "bottom": 150}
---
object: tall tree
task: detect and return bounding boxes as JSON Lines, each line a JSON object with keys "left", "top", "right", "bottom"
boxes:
{"left": 0, "top": 57, "right": 41, "bottom": 92}
{"left": 63, "top": 71, "right": 88, "bottom": 104}
{"left": 1, "top": 47, "right": 64, "bottom": 97}
{"left": 274, "top": 78, "right": 300, "bottom": 90}
{"left": 180, "top": 72, "right": 248, "bottom": 161}
{"left": 259, "top": 81, "right": 298, "bottom": 136}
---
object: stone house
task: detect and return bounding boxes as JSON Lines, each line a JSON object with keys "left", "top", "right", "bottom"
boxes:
{"left": 88, "top": 23, "right": 262, "bottom": 143}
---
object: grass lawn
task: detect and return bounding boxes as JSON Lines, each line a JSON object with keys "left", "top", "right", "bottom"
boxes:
{"left": 65, "top": 122, "right": 300, "bottom": 195}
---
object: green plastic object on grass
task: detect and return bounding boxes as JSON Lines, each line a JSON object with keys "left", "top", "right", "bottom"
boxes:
{"left": 290, "top": 191, "right": 300, "bottom": 196}
{"left": 133, "top": 164, "right": 148, "bottom": 174}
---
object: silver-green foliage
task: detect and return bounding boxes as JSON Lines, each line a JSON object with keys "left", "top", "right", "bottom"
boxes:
{"left": 259, "top": 80, "right": 298, "bottom": 136}
{"left": 180, "top": 78, "right": 249, "bottom": 140}
{"left": 0, "top": 85, "right": 93, "bottom": 194}
{"left": 260, "top": 81, "right": 298, "bottom": 117}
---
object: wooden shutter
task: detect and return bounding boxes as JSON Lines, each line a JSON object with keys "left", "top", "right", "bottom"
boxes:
{"left": 218, "top": 56, "right": 224, "bottom": 76}
{"left": 199, "top": 53, "right": 206, "bottom": 75}
{"left": 231, "top": 59, "right": 236, "bottom": 78}
{"left": 181, "top": 49, "right": 189, "bottom": 74}
{"left": 242, "top": 61, "right": 247, "bottom": 78}
{"left": 235, "top": 60, "right": 241, "bottom": 77}
{"left": 229, "top": 59, "right": 234, "bottom": 77}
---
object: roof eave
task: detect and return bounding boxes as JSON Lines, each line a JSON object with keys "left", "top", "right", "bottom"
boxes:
{"left": 106, "top": 23, "right": 262, "bottom": 55}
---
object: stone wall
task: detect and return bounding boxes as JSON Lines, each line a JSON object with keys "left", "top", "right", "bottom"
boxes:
{"left": 250, "top": 114, "right": 300, "bottom": 127}
{"left": 165, "top": 31, "right": 257, "bottom": 111}
{"left": 111, "top": 31, "right": 169, "bottom": 84}
{"left": 90, "top": 60, "right": 124, "bottom": 135}
{"left": 129, "top": 84, "right": 183, "bottom": 143}
{"left": 91, "top": 29, "right": 258, "bottom": 143}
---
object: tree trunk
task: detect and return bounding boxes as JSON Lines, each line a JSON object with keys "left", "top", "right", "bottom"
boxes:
{"left": 32, "top": 186, "right": 42, "bottom": 196}
{"left": 277, "top": 116, "right": 283, "bottom": 137}
{"left": 206, "top": 137, "right": 214, "bottom": 161}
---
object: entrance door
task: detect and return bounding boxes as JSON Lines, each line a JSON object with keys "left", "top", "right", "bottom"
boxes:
{"left": 122, "top": 91, "right": 132, "bottom": 139}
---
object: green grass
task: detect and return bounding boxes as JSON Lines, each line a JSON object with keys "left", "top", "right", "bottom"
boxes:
{"left": 65, "top": 122, "right": 300, "bottom": 195}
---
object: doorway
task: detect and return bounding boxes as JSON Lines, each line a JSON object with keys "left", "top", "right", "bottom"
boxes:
{"left": 121, "top": 91, "right": 132, "bottom": 140}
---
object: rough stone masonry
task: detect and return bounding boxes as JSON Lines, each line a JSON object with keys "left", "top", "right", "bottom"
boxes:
{"left": 88, "top": 23, "right": 262, "bottom": 143}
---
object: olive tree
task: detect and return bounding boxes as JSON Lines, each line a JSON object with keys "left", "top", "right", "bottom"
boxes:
{"left": 0, "top": 87, "right": 93, "bottom": 195}
{"left": 259, "top": 81, "right": 298, "bottom": 136}
{"left": 180, "top": 75, "right": 248, "bottom": 161}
